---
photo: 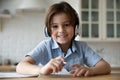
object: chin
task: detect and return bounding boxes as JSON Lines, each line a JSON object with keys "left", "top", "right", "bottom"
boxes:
{"left": 57, "top": 41, "right": 68, "bottom": 44}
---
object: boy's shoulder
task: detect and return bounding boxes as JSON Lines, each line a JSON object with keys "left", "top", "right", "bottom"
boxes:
{"left": 74, "top": 40, "right": 87, "bottom": 45}
{"left": 40, "top": 37, "right": 52, "bottom": 42}
{"left": 36, "top": 38, "right": 52, "bottom": 46}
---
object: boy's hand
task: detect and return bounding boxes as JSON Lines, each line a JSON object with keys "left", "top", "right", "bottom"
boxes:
{"left": 39, "top": 56, "right": 65, "bottom": 75}
{"left": 69, "top": 64, "right": 94, "bottom": 77}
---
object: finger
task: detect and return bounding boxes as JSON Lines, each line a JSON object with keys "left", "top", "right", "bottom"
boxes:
{"left": 85, "top": 70, "right": 93, "bottom": 77}
{"left": 56, "top": 61, "right": 65, "bottom": 71}
{"left": 69, "top": 70, "right": 77, "bottom": 77}
{"left": 50, "top": 56, "right": 66, "bottom": 73}
{"left": 84, "top": 71, "right": 89, "bottom": 77}
{"left": 73, "top": 68, "right": 81, "bottom": 77}
{"left": 55, "top": 57, "right": 66, "bottom": 66}
{"left": 55, "top": 56, "right": 65, "bottom": 62}
{"left": 55, "top": 56, "right": 64, "bottom": 59}
{"left": 50, "top": 63, "right": 57, "bottom": 73}
{"left": 49, "top": 59, "right": 62, "bottom": 72}
{"left": 71, "top": 64, "right": 81, "bottom": 68}
{"left": 52, "top": 61, "right": 63, "bottom": 72}
{"left": 62, "top": 61, "right": 67, "bottom": 65}
{"left": 69, "top": 68, "right": 81, "bottom": 77}
{"left": 77, "top": 69, "right": 86, "bottom": 77}
{"left": 69, "top": 70, "right": 75, "bottom": 74}
{"left": 50, "top": 60, "right": 59, "bottom": 72}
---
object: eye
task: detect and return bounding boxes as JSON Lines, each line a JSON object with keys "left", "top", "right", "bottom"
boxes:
{"left": 51, "top": 24, "right": 58, "bottom": 29}
{"left": 64, "top": 23, "right": 71, "bottom": 27}
{"left": 64, "top": 23, "right": 69, "bottom": 26}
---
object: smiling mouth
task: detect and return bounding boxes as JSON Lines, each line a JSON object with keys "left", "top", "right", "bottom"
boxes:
{"left": 58, "top": 35, "right": 67, "bottom": 38}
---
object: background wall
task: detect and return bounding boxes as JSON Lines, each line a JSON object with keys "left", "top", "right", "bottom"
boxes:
{"left": 0, "top": 13, "right": 46, "bottom": 64}
{"left": 88, "top": 42, "right": 120, "bottom": 67}
{"left": 0, "top": 0, "right": 120, "bottom": 66}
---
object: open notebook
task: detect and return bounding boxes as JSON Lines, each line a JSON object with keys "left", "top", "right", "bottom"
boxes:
{"left": 0, "top": 72, "right": 37, "bottom": 78}
{"left": 0, "top": 68, "right": 72, "bottom": 78}
{"left": 38, "top": 68, "right": 73, "bottom": 78}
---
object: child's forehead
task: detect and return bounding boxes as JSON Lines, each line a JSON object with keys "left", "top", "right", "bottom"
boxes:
{"left": 51, "top": 15, "right": 71, "bottom": 24}
{"left": 52, "top": 12, "right": 71, "bottom": 20}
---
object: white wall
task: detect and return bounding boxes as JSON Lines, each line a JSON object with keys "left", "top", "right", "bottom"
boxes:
{"left": 0, "top": 13, "right": 46, "bottom": 63}
{"left": 0, "top": 0, "right": 120, "bottom": 66}
{"left": 88, "top": 42, "right": 120, "bottom": 66}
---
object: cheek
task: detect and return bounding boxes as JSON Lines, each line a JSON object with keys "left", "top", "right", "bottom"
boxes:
{"left": 69, "top": 29, "right": 75, "bottom": 38}
{"left": 51, "top": 30, "right": 56, "bottom": 36}
{"left": 68, "top": 28, "right": 74, "bottom": 35}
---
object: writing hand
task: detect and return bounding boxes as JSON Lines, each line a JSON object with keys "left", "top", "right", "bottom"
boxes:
{"left": 39, "top": 56, "right": 65, "bottom": 75}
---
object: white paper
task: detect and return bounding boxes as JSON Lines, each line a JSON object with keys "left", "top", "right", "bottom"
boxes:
{"left": 53, "top": 68, "right": 71, "bottom": 75}
{"left": 0, "top": 69, "right": 72, "bottom": 78}
{"left": 0, "top": 72, "right": 37, "bottom": 78}
{"left": 39, "top": 68, "right": 72, "bottom": 78}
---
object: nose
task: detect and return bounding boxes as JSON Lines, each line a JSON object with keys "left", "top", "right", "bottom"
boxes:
{"left": 58, "top": 26, "right": 65, "bottom": 32}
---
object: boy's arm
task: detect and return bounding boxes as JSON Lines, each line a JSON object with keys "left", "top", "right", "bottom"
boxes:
{"left": 69, "top": 59, "right": 111, "bottom": 77}
{"left": 16, "top": 56, "right": 41, "bottom": 75}
{"left": 91, "top": 59, "right": 111, "bottom": 75}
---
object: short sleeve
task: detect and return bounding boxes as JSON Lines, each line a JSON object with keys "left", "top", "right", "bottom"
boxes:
{"left": 26, "top": 41, "right": 50, "bottom": 65}
{"left": 83, "top": 43, "right": 102, "bottom": 67}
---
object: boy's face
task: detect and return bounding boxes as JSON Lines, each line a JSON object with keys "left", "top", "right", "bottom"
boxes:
{"left": 50, "top": 12, "right": 74, "bottom": 45}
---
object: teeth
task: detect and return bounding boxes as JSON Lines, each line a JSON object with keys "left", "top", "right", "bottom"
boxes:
{"left": 59, "top": 36, "right": 66, "bottom": 38}
{"left": 59, "top": 35, "right": 65, "bottom": 37}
